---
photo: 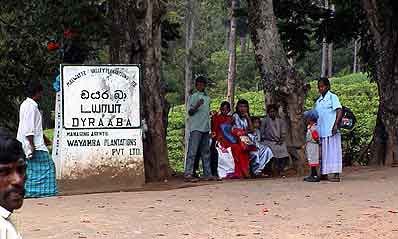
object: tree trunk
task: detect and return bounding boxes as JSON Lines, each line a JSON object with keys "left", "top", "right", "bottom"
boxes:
{"left": 247, "top": 0, "right": 308, "bottom": 174}
{"left": 184, "top": 0, "right": 197, "bottom": 167}
{"left": 327, "top": 42, "right": 333, "bottom": 77}
{"left": 321, "top": 0, "right": 329, "bottom": 77}
{"left": 353, "top": 38, "right": 361, "bottom": 73}
{"left": 368, "top": 106, "right": 387, "bottom": 166}
{"left": 225, "top": 23, "right": 230, "bottom": 50}
{"left": 227, "top": 0, "right": 238, "bottom": 106}
{"left": 321, "top": 43, "right": 327, "bottom": 77}
{"left": 327, "top": 4, "right": 335, "bottom": 77}
{"left": 321, "top": 40, "right": 328, "bottom": 77}
{"left": 353, "top": 38, "right": 358, "bottom": 73}
{"left": 109, "top": 0, "right": 170, "bottom": 181}
{"left": 361, "top": 0, "right": 398, "bottom": 166}
{"left": 240, "top": 35, "right": 247, "bottom": 53}
{"left": 184, "top": 0, "right": 196, "bottom": 105}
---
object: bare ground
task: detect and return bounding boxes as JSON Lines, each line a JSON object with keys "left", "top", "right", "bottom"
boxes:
{"left": 17, "top": 167, "right": 398, "bottom": 239}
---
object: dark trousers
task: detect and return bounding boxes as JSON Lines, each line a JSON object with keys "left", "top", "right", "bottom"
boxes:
{"left": 185, "top": 131, "right": 211, "bottom": 177}
{"left": 210, "top": 139, "right": 218, "bottom": 177}
{"left": 193, "top": 138, "right": 218, "bottom": 177}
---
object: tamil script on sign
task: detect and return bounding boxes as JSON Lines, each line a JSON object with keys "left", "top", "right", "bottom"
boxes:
{"left": 56, "top": 65, "right": 144, "bottom": 181}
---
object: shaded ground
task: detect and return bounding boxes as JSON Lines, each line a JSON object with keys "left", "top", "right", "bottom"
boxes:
{"left": 17, "top": 167, "right": 398, "bottom": 239}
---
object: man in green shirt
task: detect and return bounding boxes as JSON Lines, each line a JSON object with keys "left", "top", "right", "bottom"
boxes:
{"left": 184, "top": 76, "right": 212, "bottom": 182}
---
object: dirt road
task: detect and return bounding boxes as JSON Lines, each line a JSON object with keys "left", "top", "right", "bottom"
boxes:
{"left": 18, "top": 167, "right": 398, "bottom": 239}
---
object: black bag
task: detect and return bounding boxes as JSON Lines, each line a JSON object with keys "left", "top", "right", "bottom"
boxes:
{"left": 340, "top": 106, "right": 356, "bottom": 130}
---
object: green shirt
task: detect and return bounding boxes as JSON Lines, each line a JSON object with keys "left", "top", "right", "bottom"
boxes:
{"left": 188, "top": 91, "right": 211, "bottom": 132}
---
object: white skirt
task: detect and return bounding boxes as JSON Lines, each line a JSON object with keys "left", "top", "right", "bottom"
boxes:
{"left": 320, "top": 134, "right": 343, "bottom": 174}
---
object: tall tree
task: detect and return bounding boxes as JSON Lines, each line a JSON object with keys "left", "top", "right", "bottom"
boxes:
{"left": 237, "top": 15, "right": 249, "bottom": 53}
{"left": 321, "top": 0, "right": 333, "bottom": 77}
{"left": 360, "top": 0, "right": 398, "bottom": 166}
{"left": 239, "top": 34, "right": 247, "bottom": 53}
{"left": 327, "top": 4, "right": 335, "bottom": 77}
{"left": 109, "top": 0, "right": 170, "bottom": 181}
{"left": 247, "top": 0, "right": 308, "bottom": 173}
{"left": 321, "top": 38, "right": 328, "bottom": 77}
{"left": 184, "top": 0, "right": 197, "bottom": 165}
{"left": 353, "top": 38, "right": 360, "bottom": 73}
{"left": 327, "top": 41, "right": 333, "bottom": 77}
{"left": 226, "top": 0, "right": 238, "bottom": 106}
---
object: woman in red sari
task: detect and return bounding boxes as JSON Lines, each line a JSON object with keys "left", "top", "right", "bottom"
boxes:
{"left": 211, "top": 101, "right": 234, "bottom": 178}
{"left": 230, "top": 99, "right": 253, "bottom": 178}
{"left": 211, "top": 101, "right": 233, "bottom": 148}
{"left": 211, "top": 101, "right": 251, "bottom": 178}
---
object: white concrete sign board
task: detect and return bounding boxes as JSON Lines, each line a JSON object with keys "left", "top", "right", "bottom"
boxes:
{"left": 52, "top": 91, "right": 62, "bottom": 177}
{"left": 57, "top": 65, "right": 144, "bottom": 184}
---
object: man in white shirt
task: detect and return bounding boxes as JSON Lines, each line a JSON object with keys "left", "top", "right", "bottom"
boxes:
{"left": 17, "top": 81, "right": 57, "bottom": 198}
{"left": 17, "top": 82, "right": 49, "bottom": 158}
{"left": 0, "top": 128, "right": 27, "bottom": 239}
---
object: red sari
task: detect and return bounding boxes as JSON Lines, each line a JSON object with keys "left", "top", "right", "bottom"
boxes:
{"left": 211, "top": 114, "right": 233, "bottom": 148}
{"left": 211, "top": 114, "right": 250, "bottom": 178}
{"left": 229, "top": 130, "right": 251, "bottom": 178}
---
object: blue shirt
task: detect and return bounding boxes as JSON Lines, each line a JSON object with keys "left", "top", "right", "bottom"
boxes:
{"left": 188, "top": 91, "right": 211, "bottom": 132}
{"left": 315, "top": 91, "right": 342, "bottom": 138}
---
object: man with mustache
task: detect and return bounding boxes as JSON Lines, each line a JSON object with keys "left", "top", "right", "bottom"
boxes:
{"left": 0, "top": 128, "right": 27, "bottom": 238}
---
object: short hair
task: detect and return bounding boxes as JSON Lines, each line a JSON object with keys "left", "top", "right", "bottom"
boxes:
{"left": 220, "top": 101, "right": 230, "bottom": 109}
{"left": 25, "top": 80, "right": 44, "bottom": 98}
{"left": 318, "top": 77, "right": 331, "bottom": 89}
{"left": 195, "top": 75, "right": 207, "bottom": 84}
{"left": 0, "top": 128, "right": 25, "bottom": 164}
{"left": 266, "top": 104, "right": 278, "bottom": 113}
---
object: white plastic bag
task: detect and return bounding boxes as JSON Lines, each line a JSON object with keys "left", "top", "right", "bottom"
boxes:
{"left": 216, "top": 143, "right": 235, "bottom": 178}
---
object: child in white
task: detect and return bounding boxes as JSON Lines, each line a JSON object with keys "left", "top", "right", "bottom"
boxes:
{"left": 303, "top": 110, "right": 320, "bottom": 182}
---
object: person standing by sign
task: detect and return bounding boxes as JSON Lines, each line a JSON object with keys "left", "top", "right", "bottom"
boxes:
{"left": 184, "top": 76, "right": 213, "bottom": 182}
{"left": 17, "top": 81, "right": 58, "bottom": 197}
{"left": 0, "top": 128, "right": 27, "bottom": 239}
{"left": 315, "top": 77, "right": 343, "bottom": 182}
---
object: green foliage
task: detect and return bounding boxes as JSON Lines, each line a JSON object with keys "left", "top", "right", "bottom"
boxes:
{"left": 168, "top": 73, "right": 378, "bottom": 172}
{"left": 162, "top": 0, "right": 230, "bottom": 106}
{"left": 44, "top": 129, "right": 54, "bottom": 153}
{"left": 207, "top": 48, "right": 259, "bottom": 96}
{"left": 274, "top": 0, "right": 328, "bottom": 59}
{"left": 295, "top": 39, "right": 357, "bottom": 82}
{"left": 0, "top": 1, "right": 108, "bottom": 130}
{"left": 321, "top": 0, "right": 376, "bottom": 80}
{"left": 162, "top": 0, "right": 359, "bottom": 107}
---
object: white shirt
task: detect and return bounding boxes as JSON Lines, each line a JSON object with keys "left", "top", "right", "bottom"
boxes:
{"left": 0, "top": 206, "right": 22, "bottom": 239}
{"left": 17, "top": 98, "right": 48, "bottom": 155}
